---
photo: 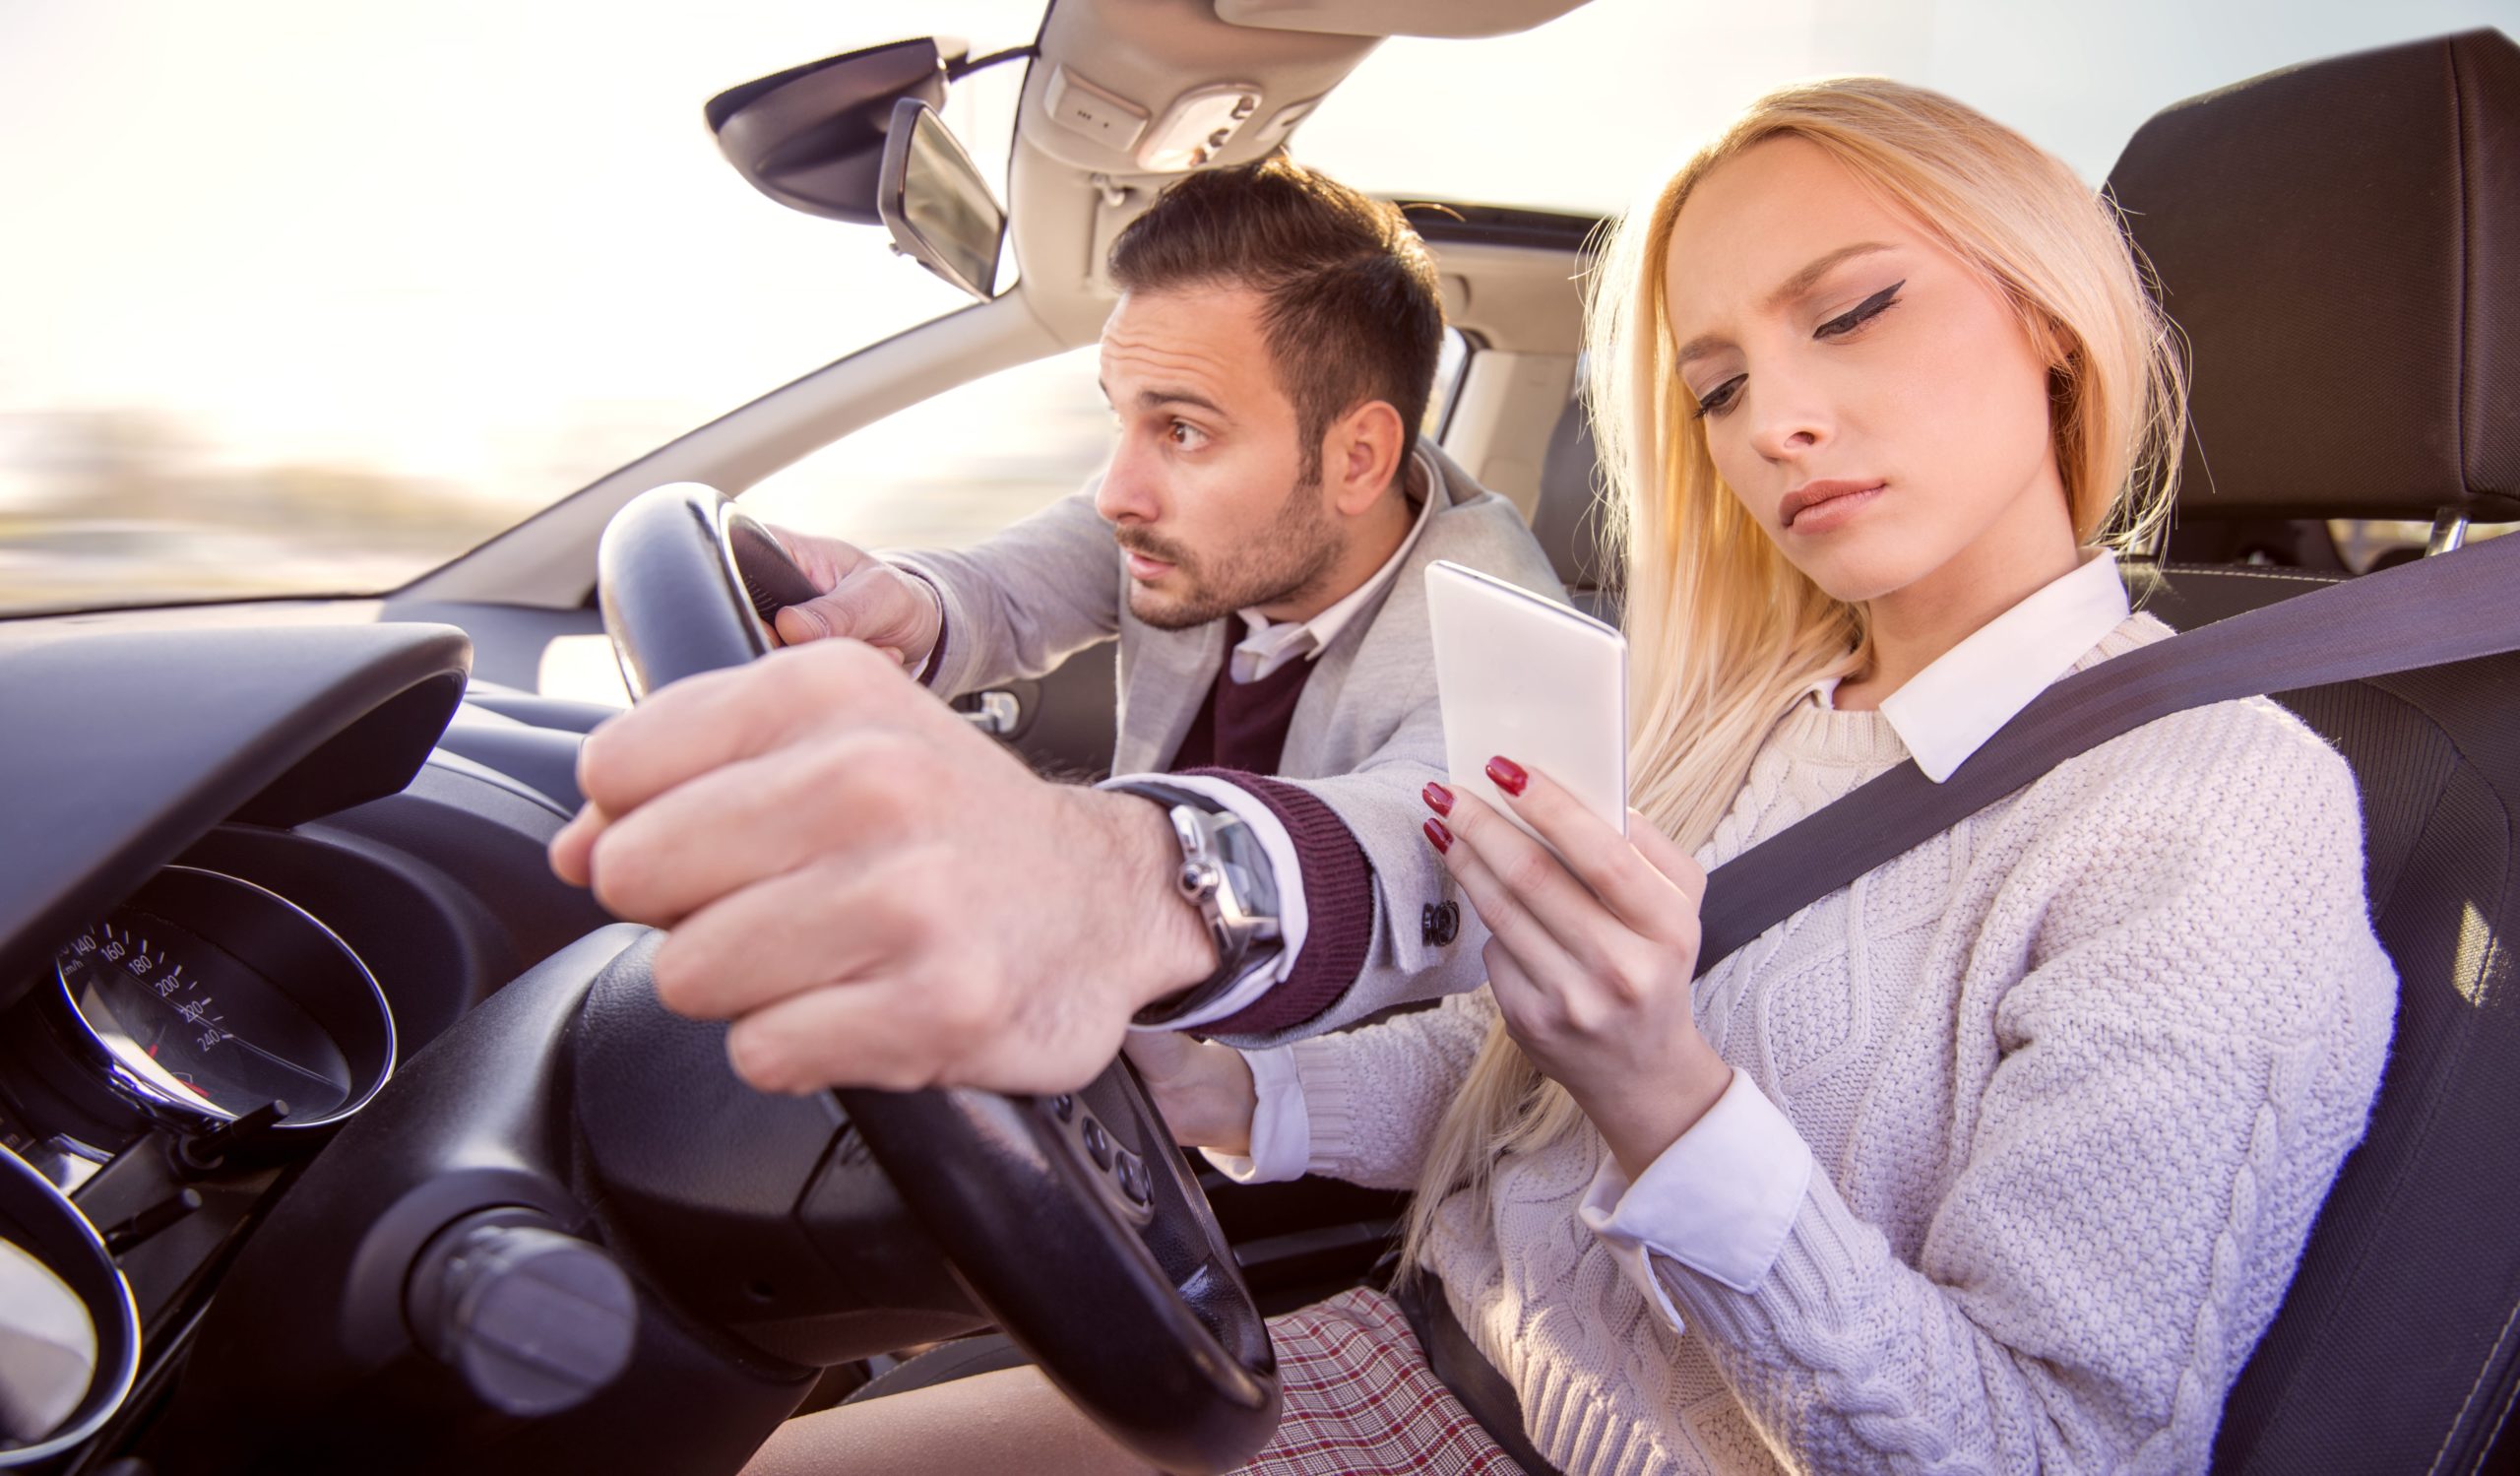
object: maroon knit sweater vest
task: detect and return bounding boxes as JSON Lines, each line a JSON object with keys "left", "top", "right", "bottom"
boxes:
{"left": 1167, "top": 646, "right": 1314, "bottom": 773}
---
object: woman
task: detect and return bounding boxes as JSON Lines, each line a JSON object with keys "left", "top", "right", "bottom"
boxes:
{"left": 747, "top": 76, "right": 2394, "bottom": 1475}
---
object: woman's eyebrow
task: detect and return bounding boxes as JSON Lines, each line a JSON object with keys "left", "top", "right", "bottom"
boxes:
{"left": 1674, "top": 241, "right": 1899, "bottom": 368}
{"left": 1765, "top": 241, "right": 1897, "bottom": 310}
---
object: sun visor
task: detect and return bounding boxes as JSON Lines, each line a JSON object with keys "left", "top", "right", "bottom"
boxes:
{"left": 1214, "top": 0, "right": 1590, "bottom": 39}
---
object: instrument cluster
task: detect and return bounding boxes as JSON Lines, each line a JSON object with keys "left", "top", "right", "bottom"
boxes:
{"left": 0, "top": 865, "right": 396, "bottom": 1467}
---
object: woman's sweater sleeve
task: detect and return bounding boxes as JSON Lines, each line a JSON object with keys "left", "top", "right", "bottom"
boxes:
{"left": 1247, "top": 988, "right": 1499, "bottom": 1190}
{"left": 1636, "top": 711, "right": 2398, "bottom": 1472}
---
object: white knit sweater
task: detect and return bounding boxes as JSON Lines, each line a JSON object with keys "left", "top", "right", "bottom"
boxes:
{"left": 1277, "top": 615, "right": 2397, "bottom": 1474}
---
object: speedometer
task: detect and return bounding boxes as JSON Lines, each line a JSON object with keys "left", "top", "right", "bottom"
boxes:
{"left": 48, "top": 867, "right": 394, "bottom": 1131}
{"left": 55, "top": 918, "right": 354, "bottom": 1123}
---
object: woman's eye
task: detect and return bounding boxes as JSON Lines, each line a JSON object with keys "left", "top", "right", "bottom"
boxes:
{"left": 1815, "top": 280, "right": 1905, "bottom": 340}
{"left": 1693, "top": 375, "right": 1745, "bottom": 418}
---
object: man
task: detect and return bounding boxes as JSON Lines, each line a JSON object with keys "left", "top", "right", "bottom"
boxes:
{"left": 550, "top": 158, "right": 1561, "bottom": 1094}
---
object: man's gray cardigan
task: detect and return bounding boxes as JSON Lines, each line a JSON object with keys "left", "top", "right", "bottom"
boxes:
{"left": 892, "top": 442, "right": 1565, "bottom": 1044}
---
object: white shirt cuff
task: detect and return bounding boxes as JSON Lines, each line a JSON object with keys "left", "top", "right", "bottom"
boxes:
{"left": 1106, "top": 771, "right": 1309, "bottom": 1032}
{"left": 1198, "top": 1047, "right": 1309, "bottom": 1184}
{"left": 881, "top": 560, "right": 947, "bottom": 682}
{"left": 1577, "top": 1068, "right": 1813, "bottom": 1331}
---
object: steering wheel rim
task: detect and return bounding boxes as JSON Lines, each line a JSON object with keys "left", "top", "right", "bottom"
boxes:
{"left": 595, "top": 481, "right": 825, "bottom": 701}
{"left": 594, "top": 482, "right": 1282, "bottom": 1473}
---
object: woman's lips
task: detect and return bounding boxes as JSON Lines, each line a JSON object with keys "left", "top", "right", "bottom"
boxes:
{"left": 1780, "top": 480, "right": 1886, "bottom": 532}
{"left": 1123, "top": 549, "right": 1175, "bottom": 581}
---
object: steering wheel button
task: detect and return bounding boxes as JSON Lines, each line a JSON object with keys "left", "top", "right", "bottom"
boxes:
{"left": 1081, "top": 1117, "right": 1113, "bottom": 1169}
{"left": 1117, "top": 1153, "right": 1152, "bottom": 1205}
{"left": 1050, "top": 1093, "right": 1076, "bottom": 1122}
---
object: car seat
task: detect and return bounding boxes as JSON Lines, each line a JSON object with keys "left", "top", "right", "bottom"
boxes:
{"left": 2101, "top": 27, "right": 2520, "bottom": 1473}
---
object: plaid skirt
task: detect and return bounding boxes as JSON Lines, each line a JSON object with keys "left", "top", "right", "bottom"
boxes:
{"left": 1234, "top": 1287, "right": 1521, "bottom": 1476}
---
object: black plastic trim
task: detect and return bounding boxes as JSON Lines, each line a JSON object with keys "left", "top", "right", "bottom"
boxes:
{"left": 0, "top": 623, "right": 471, "bottom": 1012}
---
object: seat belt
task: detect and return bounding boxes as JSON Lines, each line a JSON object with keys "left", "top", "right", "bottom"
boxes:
{"left": 1406, "top": 530, "right": 2520, "bottom": 1473}
{"left": 1696, "top": 529, "right": 2520, "bottom": 977}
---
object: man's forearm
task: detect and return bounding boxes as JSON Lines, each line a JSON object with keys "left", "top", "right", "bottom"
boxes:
{"left": 882, "top": 494, "right": 1126, "bottom": 699}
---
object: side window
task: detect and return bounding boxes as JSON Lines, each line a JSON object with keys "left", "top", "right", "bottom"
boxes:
{"left": 542, "top": 331, "right": 1476, "bottom": 704}
{"left": 741, "top": 345, "right": 1111, "bottom": 550}
{"left": 746, "top": 328, "right": 1475, "bottom": 549}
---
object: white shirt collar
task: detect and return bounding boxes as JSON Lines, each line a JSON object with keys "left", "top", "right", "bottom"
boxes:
{"left": 1814, "top": 549, "right": 2131, "bottom": 783}
{"left": 1228, "top": 451, "right": 1437, "bottom": 683}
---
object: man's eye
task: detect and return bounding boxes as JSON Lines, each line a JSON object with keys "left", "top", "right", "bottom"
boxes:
{"left": 1168, "top": 420, "right": 1208, "bottom": 448}
{"left": 1815, "top": 280, "right": 1905, "bottom": 340}
{"left": 1692, "top": 375, "right": 1745, "bottom": 419}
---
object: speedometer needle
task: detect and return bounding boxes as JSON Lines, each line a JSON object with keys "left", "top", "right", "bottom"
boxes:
{"left": 220, "top": 1035, "right": 342, "bottom": 1094}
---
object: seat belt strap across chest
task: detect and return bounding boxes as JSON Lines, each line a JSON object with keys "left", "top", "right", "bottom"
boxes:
{"left": 1693, "top": 530, "right": 2520, "bottom": 978}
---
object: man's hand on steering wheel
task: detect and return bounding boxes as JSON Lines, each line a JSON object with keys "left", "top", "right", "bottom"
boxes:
{"left": 547, "top": 639, "right": 1220, "bottom": 1096}
{"left": 760, "top": 526, "right": 946, "bottom": 665}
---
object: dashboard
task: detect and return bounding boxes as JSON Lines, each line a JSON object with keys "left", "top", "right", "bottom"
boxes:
{"left": 0, "top": 610, "right": 1400, "bottom": 1476}
{"left": 0, "top": 619, "right": 612, "bottom": 1471}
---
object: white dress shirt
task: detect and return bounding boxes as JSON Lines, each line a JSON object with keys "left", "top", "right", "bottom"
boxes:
{"left": 1227, "top": 472, "right": 1439, "bottom": 684}
{"left": 1222, "top": 549, "right": 2135, "bottom": 1326}
{"left": 1114, "top": 457, "right": 1440, "bottom": 1033}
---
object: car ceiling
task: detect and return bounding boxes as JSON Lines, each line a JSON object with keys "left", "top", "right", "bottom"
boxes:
{"left": 1001, "top": 0, "right": 1597, "bottom": 342}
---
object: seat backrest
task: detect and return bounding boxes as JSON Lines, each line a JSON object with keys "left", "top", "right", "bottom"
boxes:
{"left": 1532, "top": 391, "right": 1619, "bottom": 624}
{"left": 2108, "top": 29, "right": 2520, "bottom": 1473}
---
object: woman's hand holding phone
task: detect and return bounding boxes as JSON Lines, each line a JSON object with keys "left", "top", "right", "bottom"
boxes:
{"left": 1424, "top": 761, "right": 1732, "bottom": 1178}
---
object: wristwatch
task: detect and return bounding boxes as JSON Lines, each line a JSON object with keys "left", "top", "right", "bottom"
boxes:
{"left": 1104, "top": 781, "right": 1285, "bottom": 1025}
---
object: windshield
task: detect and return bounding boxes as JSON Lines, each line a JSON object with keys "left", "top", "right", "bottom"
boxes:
{"left": 0, "top": 1, "right": 1035, "bottom": 615}
{"left": 4, "top": 1, "right": 2506, "bottom": 616}
{"left": 1300, "top": 0, "right": 2513, "bottom": 211}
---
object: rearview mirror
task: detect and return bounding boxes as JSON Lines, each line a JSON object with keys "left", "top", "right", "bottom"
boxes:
{"left": 707, "top": 37, "right": 957, "bottom": 225}
{"left": 877, "top": 98, "right": 1008, "bottom": 301}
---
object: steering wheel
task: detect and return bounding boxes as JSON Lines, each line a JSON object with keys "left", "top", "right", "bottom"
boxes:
{"left": 594, "top": 482, "right": 1283, "bottom": 1474}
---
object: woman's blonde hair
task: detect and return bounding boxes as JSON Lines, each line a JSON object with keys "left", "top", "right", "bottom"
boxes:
{"left": 1402, "top": 76, "right": 2186, "bottom": 1266}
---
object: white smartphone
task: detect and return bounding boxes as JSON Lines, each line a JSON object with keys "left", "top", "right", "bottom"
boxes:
{"left": 1424, "top": 559, "right": 1628, "bottom": 852}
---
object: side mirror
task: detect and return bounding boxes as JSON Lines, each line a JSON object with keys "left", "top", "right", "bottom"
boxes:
{"left": 877, "top": 97, "right": 1008, "bottom": 301}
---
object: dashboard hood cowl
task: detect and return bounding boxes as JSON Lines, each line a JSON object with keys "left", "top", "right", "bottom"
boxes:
{"left": 0, "top": 621, "right": 472, "bottom": 1011}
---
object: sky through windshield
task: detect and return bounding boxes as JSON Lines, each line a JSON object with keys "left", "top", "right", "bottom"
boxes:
{"left": 0, "top": 0, "right": 2508, "bottom": 613}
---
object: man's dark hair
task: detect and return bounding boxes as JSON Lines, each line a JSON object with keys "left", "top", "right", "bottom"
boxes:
{"left": 1107, "top": 156, "right": 1445, "bottom": 487}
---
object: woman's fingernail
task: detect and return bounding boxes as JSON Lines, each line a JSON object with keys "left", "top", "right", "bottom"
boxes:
{"left": 1423, "top": 782, "right": 1454, "bottom": 815}
{"left": 1423, "top": 817, "right": 1453, "bottom": 854}
{"left": 1486, "top": 756, "right": 1529, "bottom": 797}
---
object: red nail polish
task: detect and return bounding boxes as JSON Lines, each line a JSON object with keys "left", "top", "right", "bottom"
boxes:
{"left": 1423, "top": 782, "right": 1454, "bottom": 815}
{"left": 1486, "top": 756, "right": 1529, "bottom": 797}
{"left": 1423, "top": 817, "right": 1453, "bottom": 854}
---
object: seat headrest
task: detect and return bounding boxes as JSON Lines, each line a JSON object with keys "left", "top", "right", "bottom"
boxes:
{"left": 1533, "top": 395, "right": 1610, "bottom": 591}
{"left": 2107, "top": 29, "right": 2519, "bottom": 523}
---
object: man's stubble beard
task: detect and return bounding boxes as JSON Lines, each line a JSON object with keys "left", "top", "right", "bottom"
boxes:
{"left": 1121, "top": 474, "right": 1345, "bottom": 632}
